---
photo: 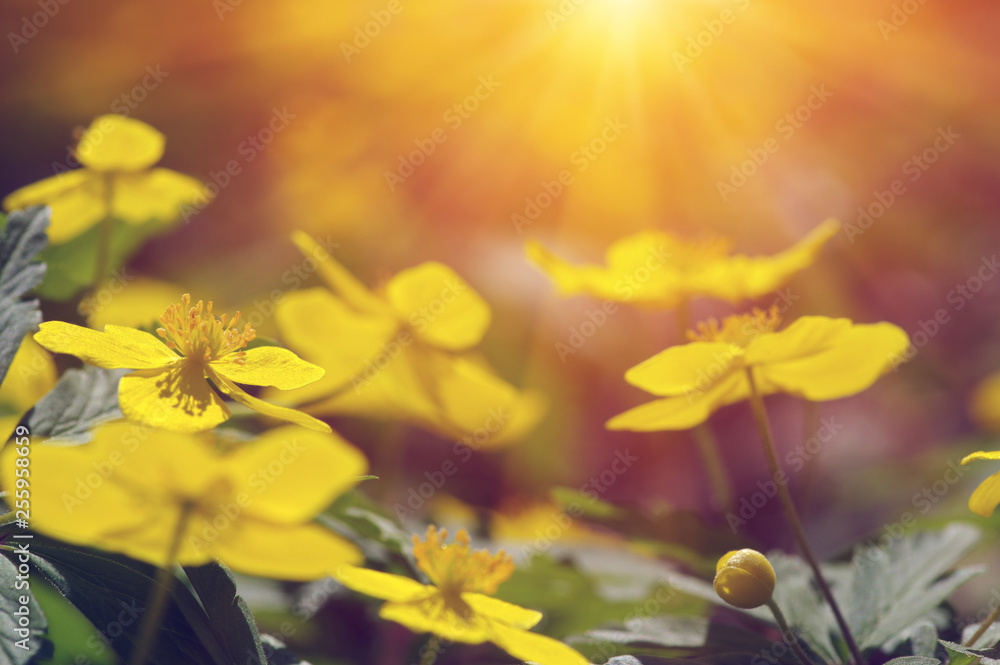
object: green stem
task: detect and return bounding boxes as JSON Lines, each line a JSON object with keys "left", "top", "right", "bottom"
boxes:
{"left": 129, "top": 505, "right": 192, "bottom": 665}
{"left": 417, "top": 635, "right": 442, "bottom": 665}
{"left": 766, "top": 599, "right": 815, "bottom": 665}
{"left": 745, "top": 368, "right": 863, "bottom": 665}
{"left": 676, "top": 297, "right": 734, "bottom": 514}
{"left": 964, "top": 602, "right": 1000, "bottom": 648}
{"left": 92, "top": 173, "right": 114, "bottom": 293}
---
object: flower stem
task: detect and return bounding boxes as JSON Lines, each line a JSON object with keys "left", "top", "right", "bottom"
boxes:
{"left": 745, "top": 368, "right": 863, "bottom": 665}
{"left": 129, "top": 505, "right": 192, "bottom": 665}
{"left": 964, "top": 603, "right": 1000, "bottom": 648}
{"left": 92, "top": 173, "right": 114, "bottom": 293}
{"left": 766, "top": 599, "right": 815, "bottom": 665}
{"left": 417, "top": 635, "right": 442, "bottom": 665}
{"left": 676, "top": 298, "right": 734, "bottom": 514}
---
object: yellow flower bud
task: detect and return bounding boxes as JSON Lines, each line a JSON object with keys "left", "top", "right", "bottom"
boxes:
{"left": 713, "top": 549, "right": 776, "bottom": 609}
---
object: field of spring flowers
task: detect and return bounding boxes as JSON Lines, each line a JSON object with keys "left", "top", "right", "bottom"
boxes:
{"left": 2, "top": 2, "right": 1000, "bottom": 665}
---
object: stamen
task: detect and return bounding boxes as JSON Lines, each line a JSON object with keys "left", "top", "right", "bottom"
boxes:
{"left": 413, "top": 526, "right": 514, "bottom": 596}
{"left": 687, "top": 306, "right": 782, "bottom": 347}
{"left": 156, "top": 294, "right": 256, "bottom": 363}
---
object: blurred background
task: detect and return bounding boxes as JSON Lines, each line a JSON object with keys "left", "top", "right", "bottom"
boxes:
{"left": 3, "top": 0, "right": 1000, "bottom": 644}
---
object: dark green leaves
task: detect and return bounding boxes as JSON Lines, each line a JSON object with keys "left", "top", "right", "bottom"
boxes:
{"left": 0, "top": 207, "right": 49, "bottom": 386}
{"left": 22, "top": 366, "right": 124, "bottom": 443}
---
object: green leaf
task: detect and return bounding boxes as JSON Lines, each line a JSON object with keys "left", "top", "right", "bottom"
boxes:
{"left": 323, "top": 490, "right": 412, "bottom": 555}
{"left": 22, "top": 366, "right": 124, "bottom": 443}
{"left": 0, "top": 550, "right": 49, "bottom": 664}
{"left": 36, "top": 215, "right": 171, "bottom": 302}
{"left": 882, "top": 658, "right": 941, "bottom": 665}
{"left": 0, "top": 206, "right": 48, "bottom": 386}
{"left": 844, "top": 523, "right": 983, "bottom": 651}
{"left": 183, "top": 562, "right": 267, "bottom": 665}
{"left": 584, "top": 616, "right": 709, "bottom": 649}
{"left": 941, "top": 639, "right": 1000, "bottom": 665}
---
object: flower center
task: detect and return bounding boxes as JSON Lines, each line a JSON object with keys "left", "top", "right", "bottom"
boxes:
{"left": 413, "top": 526, "right": 514, "bottom": 597}
{"left": 687, "top": 306, "right": 781, "bottom": 347}
{"left": 157, "top": 294, "right": 255, "bottom": 364}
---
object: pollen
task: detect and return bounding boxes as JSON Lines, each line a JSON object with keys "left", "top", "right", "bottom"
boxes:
{"left": 413, "top": 526, "right": 514, "bottom": 597}
{"left": 687, "top": 306, "right": 782, "bottom": 347}
{"left": 157, "top": 294, "right": 256, "bottom": 364}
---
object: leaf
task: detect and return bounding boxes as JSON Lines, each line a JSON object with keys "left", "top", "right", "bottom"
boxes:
{"left": 323, "top": 490, "right": 412, "bottom": 556}
{"left": 183, "top": 562, "right": 267, "bottom": 665}
{"left": 0, "top": 549, "right": 49, "bottom": 664}
{"left": 36, "top": 215, "right": 171, "bottom": 301}
{"left": 22, "top": 532, "right": 229, "bottom": 665}
{"left": 22, "top": 366, "right": 125, "bottom": 443}
{"left": 941, "top": 639, "right": 1000, "bottom": 665}
{"left": 844, "top": 523, "right": 983, "bottom": 650}
{"left": 963, "top": 620, "right": 1000, "bottom": 649}
{"left": 259, "top": 634, "right": 310, "bottom": 665}
{"left": 882, "top": 658, "right": 941, "bottom": 665}
{"left": 0, "top": 206, "right": 48, "bottom": 386}
{"left": 584, "top": 616, "right": 709, "bottom": 649}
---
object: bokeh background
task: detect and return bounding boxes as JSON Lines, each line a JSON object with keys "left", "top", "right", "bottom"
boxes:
{"left": 4, "top": 0, "right": 1000, "bottom": 644}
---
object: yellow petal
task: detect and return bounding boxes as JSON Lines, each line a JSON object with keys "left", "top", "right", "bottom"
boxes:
{"left": 488, "top": 622, "right": 591, "bottom": 665}
{"left": 758, "top": 321, "right": 910, "bottom": 401}
{"left": 334, "top": 565, "right": 433, "bottom": 603}
{"left": 3, "top": 170, "right": 105, "bottom": 244}
{"left": 113, "top": 168, "right": 211, "bottom": 224}
{"left": 967, "top": 469, "right": 1000, "bottom": 518}
{"left": 75, "top": 115, "right": 164, "bottom": 171}
{"left": 119, "top": 363, "right": 230, "bottom": 432}
{"left": 623, "top": 342, "right": 739, "bottom": 397}
{"left": 962, "top": 450, "right": 1000, "bottom": 465}
{"left": 744, "top": 316, "right": 851, "bottom": 366}
{"left": 385, "top": 262, "right": 491, "bottom": 351}
{"left": 34, "top": 321, "right": 178, "bottom": 369}
{"left": 525, "top": 239, "right": 601, "bottom": 297}
{"left": 606, "top": 371, "right": 750, "bottom": 431}
{"left": 211, "top": 372, "right": 331, "bottom": 432}
{"left": 274, "top": 287, "right": 399, "bottom": 401}
{"left": 461, "top": 593, "right": 541, "bottom": 630}
{"left": 227, "top": 426, "right": 367, "bottom": 523}
{"left": 0, "top": 336, "right": 57, "bottom": 410}
{"left": 211, "top": 346, "right": 325, "bottom": 390}
{"left": 703, "top": 219, "right": 840, "bottom": 301}
{"left": 291, "top": 230, "right": 388, "bottom": 316}
{"left": 970, "top": 372, "right": 1000, "bottom": 431}
{"left": 380, "top": 596, "right": 492, "bottom": 644}
{"left": 211, "top": 520, "right": 361, "bottom": 581}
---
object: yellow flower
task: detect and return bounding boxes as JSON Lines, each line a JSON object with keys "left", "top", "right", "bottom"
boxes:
{"left": 713, "top": 549, "right": 776, "bottom": 609}
{"left": 526, "top": 219, "right": 839, "bottom": 308}
{"left": 335, "top": 526, "right": 589, "bottom": 665}
{"left": 960, "top": 450, "right": 1000, "bottom": 517}
{"left": 34, "top": 294, "right": 330, "bottom": 433}
{"left": 607, "top": 308, "right": 909, "bottom": 431}
{"left": 271, "top": 231, "right": 544, "bottom": 448}
{"left": 0, "top": 336, "right": 56, "bottom": 441}
{"left": 2, "top": 115, "right": 210, "bottom": 244}
{"left": 969, "top": 371, "right": 1000, "bottom": 431}
{"left": 0, "top": 423, "right": 365, "bottom": 579}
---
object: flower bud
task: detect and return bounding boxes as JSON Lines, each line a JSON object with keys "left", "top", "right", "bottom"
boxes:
{"left": 713, "top": 549, "right": 776, "bottom": 609}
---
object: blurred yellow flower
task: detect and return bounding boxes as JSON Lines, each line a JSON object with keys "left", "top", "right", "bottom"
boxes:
{"left": 969, "top": 371, "right": 1000, "bottom": 431}
{"left": 34, "top": 294, "right": 329, "bottom": 433}
{"left": 2, "top": 115, "right": 210, "bottom": 244}
{"left": 0, "top": 336, "right": 56, "bottom": 441}
{"left": 335, "top": 526, "right": 588, "bottom": 665}
{"left": 526, "top": 219, "right": 839, "bottom": 308}
{"left": 960, "top": 450, "right": 1000, "bottom": 517}
{"left": 272, "top": 231, "right": 544, "bottom": 448}
{"left": 0, "top": 423, "right": 365, "bottom": 579}
{"left": 607, "top": 308, "right": 909, "bottom": 431}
